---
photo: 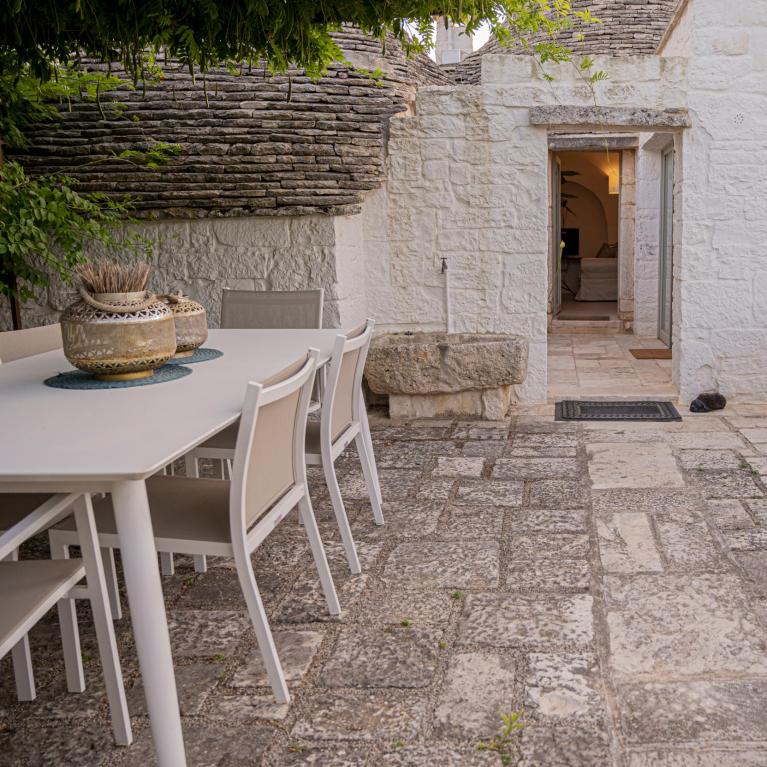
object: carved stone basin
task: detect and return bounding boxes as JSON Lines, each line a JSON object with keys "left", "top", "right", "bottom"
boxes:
{"left": 365, "top": 332, "right": 529, "bottom": 420}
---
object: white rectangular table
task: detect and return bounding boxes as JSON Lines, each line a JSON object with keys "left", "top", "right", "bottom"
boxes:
{"left": 0, "top": 328, "right": 341, "bottom": 766}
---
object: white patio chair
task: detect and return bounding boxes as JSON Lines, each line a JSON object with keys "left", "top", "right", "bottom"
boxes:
{"left": 221, "top": 288, "right": 324, "bottom": 330}
{"left": 0, "top": 323, "right": 62, "bottom": 363}
{"left": 50, "top": 350, "right": 340, "bottom": 703}
{"left": 168, "top": 288, "right": 325, "bottom": 578}
{"left": 187, "top": 320, "right": 384, "bottom": 575}
{"left": 0, "top": 493, "right": 131, "bottom": 745}
{"left": 0, "top": 326, "right": 122, "bottom": 622}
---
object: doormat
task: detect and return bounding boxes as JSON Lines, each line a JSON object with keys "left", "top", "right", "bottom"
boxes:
{"left": 555, "top": 400, "right": 682, "bottom": 422}
{"left": 630, "top": 348, "right": 672, "bottom": 360}
{"left": 557, "top": 314, "right": 611, "bottom": 322}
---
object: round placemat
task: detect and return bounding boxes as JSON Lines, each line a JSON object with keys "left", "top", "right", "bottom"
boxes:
{"left": 165, "top": 347, "right": 223, "bottom": 365}
{"left": 44, "top": 364, "right": 192, "bottom": 390}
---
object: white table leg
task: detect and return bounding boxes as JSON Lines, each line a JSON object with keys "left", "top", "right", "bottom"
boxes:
{"left": 111, "top": 480, "right": 186, "bottom": 766}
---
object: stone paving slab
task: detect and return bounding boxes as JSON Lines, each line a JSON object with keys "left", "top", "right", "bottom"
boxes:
{"left": 597, "top": 512, "right": 663, "bottom": 573}
{"left": 454, "top": 479, "right": 525, "bottom": 507}
{"left": 619, "top": 679, "right": 767, "bottom": 744}
{"left": 433, "top": 651, "right": 518, "bottom": 740}
{"left": 319, "top": 627, "right": 441, "bottom": 688}
{"left": 524, "top": 653, "right": 604, "bottom": 722}
{"left": 587, "top": 443, "right": 684, "bottom": 489}
{"left": 458, "top": 593, "right": 594, "bottom": 650}
{"left": 605, "top": 573, "right": 767, "bottom": 679}
{"left": 626, "top": 750, "right": 767, "bottom": 767}
{"left": 383, "top": 541, "right": 500, "bottom": 588}
{"left": 492, "top": 457, "right": 580, "bottom": 480}
{"left": 291, "top": 690, "right": 427, "bottom": 742}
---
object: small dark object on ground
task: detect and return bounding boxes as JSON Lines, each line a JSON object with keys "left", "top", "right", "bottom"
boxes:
{"left": 690, "top": 392, "right": 727, "bottom": 413}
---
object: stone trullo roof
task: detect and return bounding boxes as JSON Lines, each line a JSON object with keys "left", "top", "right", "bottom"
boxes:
{"left": 12, "top": 28, "right": 449, "bottom": 219}
{"left": 449, "top": 0, "right": 681, "bottom": 85}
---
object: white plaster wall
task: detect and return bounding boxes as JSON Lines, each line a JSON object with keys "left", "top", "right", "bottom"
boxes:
{"left": 663, "top": 0, "right": 767, "bottom": 402}
{"left": 3, "top": 214, "right": 359, "bottom": 331}
{"left": 367, "top": 86, "right": 549, "bottom": 402}
{"left": 333, "top": 213, "right": 368, "bottom": 327}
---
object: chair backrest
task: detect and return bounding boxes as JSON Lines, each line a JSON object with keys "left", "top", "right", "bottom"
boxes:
{"left": 322, "top": 320, "right": 374, "bottom": 444}
{"left": 220, "top": 289, "right": 324, "bottom": 330}
{"left": 230, "top": 350, "right": 318, "bottom": 533}
{"left": 0, "top": 323, "right": 62, "bottom": 363}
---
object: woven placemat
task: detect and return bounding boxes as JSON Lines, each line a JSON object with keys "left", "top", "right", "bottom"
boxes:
{"left": 165, "top": 347, "right": 223, "bottom": 365}
{"left": 44, "top": 364, "right": 192, "bottom": 390}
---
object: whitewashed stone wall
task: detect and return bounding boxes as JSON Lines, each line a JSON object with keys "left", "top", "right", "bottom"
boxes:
{"left": 661, "top": 0, "right": 767, "bottom": 402}
{"left": 3, "top": 214, "right": 367, "bottom": 331}
{"left": 364, "top": 54, "right": 688, "bottom": 402}
{"left": 368, "top": 85, "right": 549, "bottom": 402}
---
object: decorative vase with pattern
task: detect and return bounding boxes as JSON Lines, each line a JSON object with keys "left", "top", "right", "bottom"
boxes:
{"left": 60, "top": 290, "right": 177, "bottom": 381}
{"left": 161, "top": 293, "right": 208, "bottom": 358}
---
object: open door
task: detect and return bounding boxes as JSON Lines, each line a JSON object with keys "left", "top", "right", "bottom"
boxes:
{"left": 552, "top": 155, "right": 562, "bottom": 316}
{"left": 658, "top": 147, "right": 674, "bottom": 346}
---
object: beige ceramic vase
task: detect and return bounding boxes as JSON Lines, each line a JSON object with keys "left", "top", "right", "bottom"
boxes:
{"left": 61, "top": 290, "right": 177, "bottom": 381}
{"left": 161, "top": 293, "right": 208, "bottom": 357}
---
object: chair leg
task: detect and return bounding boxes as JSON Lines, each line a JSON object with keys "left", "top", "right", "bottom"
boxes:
{"left": 298, "top": 495, "right": 341, "bottom": 616}
{"left": 101, "top": 547, "right": 122, "bottom": 620}
{"left": 10, "top": 636, "right": 35, "bottom": 701}
{"left": 355, "top": 432, "right": 385, "bottom": 526}
{"left": 159, "top": 551, "right": 175, "bottom": 576}
{"left": 321, "top": 455, "right": 361, "bottom": 575}
{"left": 49, "top": 536, "right": 86, "bottom": 694}
{"left": 183, "top": 453, "right": 209, "bottom": 573}
{"left": 360, "top": 407, "right": 383, "bottom": 509}
{"left": 5, "top": 548, "right": 36, "bottom": 701}
{"left": 233, "top": 552, "right": 290, "bottom": 704}
{"left": 73, "top": 496, "right": 132, "bottom": 746}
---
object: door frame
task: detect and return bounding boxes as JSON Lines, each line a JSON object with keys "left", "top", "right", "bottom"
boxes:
{"left": 658, "top": 145, "right": 674, "bottom": 346}
{"left": 551, "top": 154, "right": 562, "bottom": 317}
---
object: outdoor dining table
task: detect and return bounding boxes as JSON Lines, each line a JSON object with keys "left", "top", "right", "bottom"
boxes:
{"left": 0, "top": 328, "right": 343, "bottom": 766}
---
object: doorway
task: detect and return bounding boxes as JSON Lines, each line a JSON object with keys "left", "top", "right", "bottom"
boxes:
{"left": 658, "top": 146, "right": 674, "bottom": 347}
{"left": 551, "top": 150, "right": 621, "bottom": 326}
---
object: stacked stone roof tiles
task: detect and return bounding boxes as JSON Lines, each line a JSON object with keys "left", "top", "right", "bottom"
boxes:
{"left": 452, "top": 0, "right": 680, "bottom": 85}
{"left": 14, "top": 28, "right": 450, "bottom": 218}
{"left": 16, "top": 5, "right": 678, "bottom": 217}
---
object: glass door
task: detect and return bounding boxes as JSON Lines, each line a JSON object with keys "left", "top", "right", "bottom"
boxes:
{"left": 658, "top": 147, "right": 674, "bottom": 346}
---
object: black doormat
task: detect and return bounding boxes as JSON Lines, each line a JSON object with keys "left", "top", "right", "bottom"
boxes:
{"left": 555, "top": 400, "right": 682, "bottom": 422}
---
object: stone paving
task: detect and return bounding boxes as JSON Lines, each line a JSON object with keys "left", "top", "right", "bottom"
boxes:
{"left": 548, "top": 333, "right": 677, "bottom": 401}
{"left": 2, "top": 407, "right": 767, "bottom": 766}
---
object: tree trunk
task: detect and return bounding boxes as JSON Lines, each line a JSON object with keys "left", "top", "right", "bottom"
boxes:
{"left": 7, "top": 273, "right": 23, "bottom": 330}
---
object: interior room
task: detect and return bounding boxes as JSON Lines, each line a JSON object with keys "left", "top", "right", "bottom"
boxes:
{"left": 556, "top": 150, "right": 620, "bottom": 322}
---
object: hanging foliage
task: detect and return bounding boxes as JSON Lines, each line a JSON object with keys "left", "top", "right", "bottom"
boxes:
{"left": 0, "top": 1, "right": 599, "bottom": 84}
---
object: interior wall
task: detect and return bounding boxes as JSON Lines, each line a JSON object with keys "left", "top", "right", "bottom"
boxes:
{"left": 559, "top": 151, "right": 620, "bottom": 255}
{"left": 562, "top": 182, "right": 609, "bottom": 260}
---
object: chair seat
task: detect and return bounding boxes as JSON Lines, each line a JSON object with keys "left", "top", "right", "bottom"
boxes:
{"left": 0, "top": 494, "right": 56, "bottom": 531}
{"left": 200, "top": 420, "right": 325, "bottom": 457}
{"left": 0, "top": 560, "right": 84, "bottom": 650}
{"left": 199, "top": 422, "right": 239, "bottom": 451}
{"left": 55, "top": 477, "right": 233, "bottom": 545}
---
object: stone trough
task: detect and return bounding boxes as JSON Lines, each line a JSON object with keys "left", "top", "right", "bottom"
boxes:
{"left": 365, "top": 332, "right": 528, "bottom": 420}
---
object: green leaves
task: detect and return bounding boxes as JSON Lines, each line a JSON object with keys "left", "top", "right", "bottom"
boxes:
{"left": 0, "top": 1, "right": 598, "bottom": 86}
{"left": 0, "top": 161, "right": 146, "bottom": 300}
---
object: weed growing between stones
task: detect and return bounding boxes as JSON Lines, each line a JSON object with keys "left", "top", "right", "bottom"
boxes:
{"left": 477, "top": 711, "right": 525, "bottom": 765}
